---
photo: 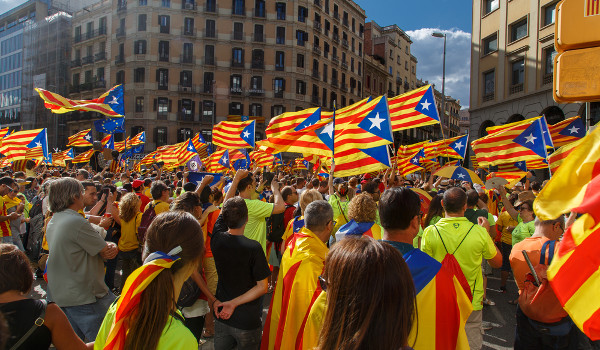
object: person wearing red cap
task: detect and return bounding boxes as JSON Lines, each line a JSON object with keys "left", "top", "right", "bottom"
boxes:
{"left": 132, "top": 179, "right": 150, "bottom": 210}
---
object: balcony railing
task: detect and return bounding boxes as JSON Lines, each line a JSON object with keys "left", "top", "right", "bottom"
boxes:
{"left": 178, "top": 84, "right": 197, "bottom": 93}
{"left": 69, "top": 85, "right": 80, "bottom": 93}
{"left": 314, "top": 21, "right": 322, "bottom": 32}
{"left": 80, "top": 82, "right": 93, "bottom": 91}
{"left": 71, "top": 58, "right": 81, "bottom": 67}
{"left": 178, "top": 112, "right": 195, "bottom": 121}
{"left": 74, "top": 28, "right": 105, "bottom": 43}
{"left": 94, "top": 80, "right": 106, "bottom": 89}
{"left": 232, "top": 31, "right": 244, "bottom": 41}
{"left": 204, "top": 29, "right": 217, "bottom": 38}
{"left": 312, "top": 70, "right": 320, "bottom": 79}
{"left": 159, "top": 55, "right": 169, "bottom": 62}
{"left": 82, "top": 56, "right": 94, "bottom": 65}
{"left": 332, "top": 33, "right": 340, "bottom": 43}
{"left": 114, "top": 55, "right": 125, "bottom": 64}
{"left": 342, "top": 39, "right": 349, "bottom": 49}
{"left": 204, "top": 3, "right": 217, "bottom": 12}
{"left": 483, "top": 92, "right": 495, "bottom": 102}
{"left": 95, "top": 52, "right": 107, "bottom": 61}
{"left": 231, "top": 60, "right": 244, "bottom": 68}
{"left": 341, "top": 83, "right": 348, "bottom": 92}
{"left": 509, "top": 83, "right": 523, "bottom": 94}
{"left": 314, "top": 0, "right": 322, "bottom": 8}
{"left": 116, "top": 28, "right": 125, "bottom": 38}
{"left": 204, "top": 56, "right": 215, "bottom": 65}
{"left": 253, "top": 7, "right": 266, "bottom": 18}
{"left": 331, "top": 78, "right": 338, "bottom": 87}
{"left": 332, "top": 55, "right": 339, "bottom": 64}
{"left": 333, "top": 12, "right": 340, "bottom": 20}
{"left": 274, "top": 91, "right": 284, "bottom": 98}
{"left": 157, "top": 112, "right": 168, "bottom": 120}
{"left": 248, "top": 88, "right": 265, "bottom": 96}
{"left": 182, "top": 27, "right": 196, "bottom": 37}
{"left": 313, "top": 45, "right": 321, "bottom": 56}
{"left": 253, "top": 33, "right": 266, "bottom": 42}
{"left": 543, "top": 74, "right": 553, "bottom": 85}
{"left": 396, "top": 77, "right": 402, "bottom": 84}
{"left": 181, "top": 2, "right": 197, "bottom": 11}
{"left": 180, "top": 55, "right": 195, "bottom": 64}
{"left": 230, "top": 87, "right": 243, "bottom": 95}
{"left": 341, "top": 61, "right": 348, "bottom": 70}
{"left": 157, "top": 83, "right": 168, "bottom": 91}
{"left": 251, "top": 60, "right": 264, "bottom": 69}
{"left": 343, "top": 19, "right": 349, "bottom": 27}
{"left": 117, "top": 3, "right": 126, "bottom": 13}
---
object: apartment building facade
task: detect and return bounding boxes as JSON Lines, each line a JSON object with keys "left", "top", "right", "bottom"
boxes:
{"left": 469, "top": 0, "right": 598, "bottom": 140}
{"left": 67, "top": 0, "right": 366, "bottom": 151}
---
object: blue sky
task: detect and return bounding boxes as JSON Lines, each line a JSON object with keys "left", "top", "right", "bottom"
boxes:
{"left": 0, "top": 0, "right": 474, "bottom": 107}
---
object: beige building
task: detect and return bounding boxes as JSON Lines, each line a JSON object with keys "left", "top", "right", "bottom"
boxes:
{"left": 469, "top": 0, "right": 598, "bottom": 140}
{"left": 68, "top": 0, "right": 366, "bottom": 150}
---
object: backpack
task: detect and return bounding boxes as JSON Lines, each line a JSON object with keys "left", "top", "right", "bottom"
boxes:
{"left": 177, "top": 277, "right": 203, "bottom": 308}
{"left": 137, "top": 203, "right": 156, "bottom": 244}
{"left": 518, "top": 240, "right": 569, "bottom": 325}
{"left": 433, "top": 224, "right": 475, "bottom": 302}
{"left": 266, "top": 204, "right": 294, "bottom": 243}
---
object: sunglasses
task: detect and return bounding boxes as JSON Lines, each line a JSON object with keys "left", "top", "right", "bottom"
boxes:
{"left": 318, "top": 275, "right": 327, "bottom": 292}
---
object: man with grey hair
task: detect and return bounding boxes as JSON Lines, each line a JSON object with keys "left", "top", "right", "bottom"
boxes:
{"left": 261, "top": 200, "right": 333, "bottom": 349}
{"left": 45, "top": 177, "right": 118, "bottom": 341}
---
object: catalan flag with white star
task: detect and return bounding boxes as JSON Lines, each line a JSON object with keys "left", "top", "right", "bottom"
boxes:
{"left": 35, "top": 84, "right": 124, "bottom": 117}
{"left": 72, "top": 149, "right": 95, "bottom": 163}
{"left": 549, "top": 116, "right": 586, "bottom": 148}
{"left": 67, "top": 129, "right": 93, "bottom": 147}
{"left": 213, "top": 120, "right": 256, "bottom": 149}
{"left": 0, "top": 128, "right": 49, "bottom": 162}
{"left": 388, "top": 85, "right": 440, "bottom": 132}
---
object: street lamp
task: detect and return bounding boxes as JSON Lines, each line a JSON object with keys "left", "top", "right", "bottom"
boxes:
{"left": 432, "top": 31, "right": 446, "bottom": 139}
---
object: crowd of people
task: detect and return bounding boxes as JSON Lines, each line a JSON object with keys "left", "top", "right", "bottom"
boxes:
{"left": 0, "top": 160, "right": 597, "bottom": 350}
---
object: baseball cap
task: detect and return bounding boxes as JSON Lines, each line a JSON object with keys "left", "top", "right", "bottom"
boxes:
{"left": 132, "top": 179, "right": 144, "bottom": 189}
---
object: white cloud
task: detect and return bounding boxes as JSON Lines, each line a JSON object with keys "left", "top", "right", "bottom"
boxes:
{"left": 406, "top": 28, "right": 471, "bottom": 109}
{"left": 0, "top": 0, "right": 27, "bottom": 14}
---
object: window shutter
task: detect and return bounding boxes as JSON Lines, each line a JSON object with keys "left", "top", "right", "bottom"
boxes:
{"left": 168, "top": 99, "right": 172, "bottom": 112}
{"left": 177, "top": 100, "right": 182, "bottom": 114}
{"left": 153, "top": 98, "right": 157, "bottom": 111}
{"left": 156, "top": 69, "right": 160, "bottom": 82}
{"left": 282, "top": 78, "right": 286, "bottom": 91}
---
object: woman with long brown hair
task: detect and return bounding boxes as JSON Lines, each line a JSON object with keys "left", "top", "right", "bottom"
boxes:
{"left": 94, "top": 211, "right": 204, "bottom": 350}
{"left": 317, "top": 237, "right": 417, "bottom": 350}
{"left": 116, "top": 193, "right": 142, "bottom": 291}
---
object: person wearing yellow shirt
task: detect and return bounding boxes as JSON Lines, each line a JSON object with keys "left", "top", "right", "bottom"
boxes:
{"left": 0, "top": 177, "right": 20, "bottom": 245}
{"left": 116, "top": 193, "right": 142, "bottom": 291}
{"left": 143, "top": 181, "right": 171, "bottom": 215}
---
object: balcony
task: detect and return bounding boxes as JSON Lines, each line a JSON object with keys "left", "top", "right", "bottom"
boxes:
{"left": 248, "top": 88, "right": 265, "bottom": 96}
{"left": 341, "top": 83, "right": 348, "bottom": 92}
{"left": 157, "top": 83, "right": 168, "bottom": 91}
{"left": 204, "top": 56, "right": 215, "bottom": 65}
{"left": 80, "top": 82, "right": 93, "bottom": 91}
{"left": 333, "top": 12, "right": 340, "bottom": 21}
{"left": 94, "top": 80, "right": 106, "bottom": 89}
{"left": 341, "top": 61, "right": 348, "bottom": 70}
{"left": 114, "top": 55, "right": 125, "bottom": 65}
{"left": 314, "top": 0, "right": 322, "bottom": 7}
{"left": 543, "top": 74, "right": 553, "bottom": 85}
{"left": 483, "top": 92, "right": 494, "bottom": 102}
{"left": 180, "top": 54, "right": 195, "bottom": 64}
{"left": 313, "top": 45, "right": 321, "bottom": 56}
{"left": 181, "top": 2, "right": 197, "bottom": 11}
{"left": 343, "top": 19, "right": 349, "bottom": 28}
{"left": 230, "top": 87, "right": 243, "bottom": 95}
{"left": 204, "top": 29, "right": 217, "bottom": 39}
{"left": 332, "top": 33, "right": 340, "bottom": 44}
{"left": 311, "top": 95, "right": 320, "bottom": 105}
{"left": 509, "top": 83, "right": 523, "bottom": 94}
{"left": 204, "top": 3, "right": 218, "bottom": 13}
{"left": 95, "top": 52, "right": 107, "bottom": 62}
{"left": 231, "top": 60, "right": 244, "bottom": 68}
{"left": 116, "top": 28, "right": 125, "bottom": 38}
{"left": 159, "top": 55, "right": 169, "bottom": 62}
{"left": 253, "top": 33, "right": 265, "bottom": 42}
{"left": 182, "top": 27, "right": 196, "bottom": 37}
{"left": 159, "top": 26, "right": 169, "bottom": 34}
{"left": 73, "top": 34, "right": 82, "bottom": 43}
{"left": 251, "top": 60, "right": 264, "bottom": 69}
{"left": 396, "top": 77, "right": 402, "bottom": 84}
{"left": 178, "top": 112, "right": 195, "bottom": 121}
{"left": 69, "top": 85, "right": 80, "bottom": 93}
{"left": 157, "top": 113, "right": 168, "bottom": 120}
{"left": 82, "top": 56, "right": 94, "bottom": 65}
{"left": 274, "top": 91, "right": 284, "bottom": 98}
{"left": 253, "top": 7, "right": 266, "bottom": 18}
{"left": 314, "top": 21, "right": 322, "bottom": 32}
{"left": 342, "top": 39, "right": 349, "bottom": 49}
{"left": 312, "top": 70, "right": 320, "bottom": 79}
{"left": 178, "top": 84, "right": 196, "bottom": 93}
{"left": 232, "top": 31, "right": 244, "bottom": 41}
{"left": 331, "top": 78, "right": 338, "bottom": 87}
{"left": 231, "top": 7, "right": 246, "bottom": 16}
{"left": 275, "top": 64, "right": 284, "bottom": 71}
{"left": 332, "top": 55, "right": 339, "bottom": 65}
{"left": 200, "top": 84, "right": 214, "bottom": 94}
{"left": 71, "top": 58, "right": 81, "bottom": 67}
{"left": 117, "top": 3, "right": 126, "bottom": 13}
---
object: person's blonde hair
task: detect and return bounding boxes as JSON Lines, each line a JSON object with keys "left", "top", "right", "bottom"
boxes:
{"left": 119, "top": 193, "right": 141, "bottom": 222}
{"left": 299, "top": 189, "right": 323, "bottom": 213}
{"left": 347, "top": 194, "right": 377, "bottom": 223}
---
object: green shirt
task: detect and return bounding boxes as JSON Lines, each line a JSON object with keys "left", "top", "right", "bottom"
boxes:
{"left": 243, "top": 198, "right": 274, "bottom": 254}
{"left": 421, "top": 217, "right": 498, "bottom": 311}
{"left": 94, "top": 302, "right": 197, "bottom": 349}
{"left": 512, "top": 220, "right": 535, "bottom": 245}
{"left": 328, "top": 193, "right": 349, "bottom": 232}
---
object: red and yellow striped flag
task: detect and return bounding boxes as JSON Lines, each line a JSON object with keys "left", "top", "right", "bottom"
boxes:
{"left": 548, "top": 139, "right": 583, "bottom": 173}
{"left": 266, "top": 107, "right": 322, "bottom": 139}
{"left": 212, "top": 120, "right": 255, "bottom": 149}
{"left": 72, "top": 149, "right": 95, "bottom": 163}
{"left": 67, "top": 129, "right": 93, "bottom": 147}
{"left": 128, "top": 131, "right": 145, "bottom": 147}
{"left": 0, "top": 129, "right": 46, "bottom": 161}
{"left": 585, "top": 0, "right": 600, "bottom": 16}
{"left": 250, "top": 151, "right": 275, "bottom": 168}
{"left": 192, "top": 133, "right": 209, "bottom": 159}
{"left": 114, "top": 137, "right": 129, "bottom": 152}
{"left": 549, "top": 116, "right": 586, "bottom": 148}
{"left": 388, "top": 85, "right": 440, "bottom": 131}
{"left": 35, "top": 85, "right": 124, "bottom": 117}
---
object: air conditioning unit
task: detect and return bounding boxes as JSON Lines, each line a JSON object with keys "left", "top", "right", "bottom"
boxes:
{"left": 185, "top": 3, "right": 194, "bottom": 9}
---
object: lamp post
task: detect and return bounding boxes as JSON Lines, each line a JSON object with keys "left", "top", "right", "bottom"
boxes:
{"left": 432, "top": 32, "right": 446, "bottom": 139}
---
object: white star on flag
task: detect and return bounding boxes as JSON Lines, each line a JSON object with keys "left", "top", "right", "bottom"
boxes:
{"left": 525, "top": 134, "right": 537, "bottom": 144}
{"left": 454, "top": 141, "right": 464, "bottom": 150}
{"left": 568, "top": 125, "right": 580, "bottom": 134}
{"left": 321, "top": 122, "right": 334, "bottom": 138}
{"left": 188, "top": 145, "right": 194, "bottom": 151}
{"left": 84, "top": 134, "right": 91, "bottom": 140}
{"left": 35, "top": 142, "right": 42, "bottom": 147}
{"left": 243, "top": 131, "right": 250, "bottom": 138}
{"left": 368, "top": 112, "right": 385, "bottom": 130}
{"left": 411, "top": 157, "right": 419, "bottom": 164}
{"left": 108, "top": 96, "right": 119, "bottom": 104}
{"left": 222, "top": 156, "right": 228, "bottom": 163}
{"left": 420, "top": 99, "right": 431, "bottom": 110}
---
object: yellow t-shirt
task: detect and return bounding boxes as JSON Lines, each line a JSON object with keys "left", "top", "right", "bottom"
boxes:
{"left": 144, "top": 200, "right": 170, "bottom": 216}
{"left": 143, "top": 188, "right": 151, "bottom": 198}
{"left": 0, "top": 196, "right": 11, "bottom": 237}
{"left": 421, "top": 217, "right": 497, "bottom": 311}
{"left": 118, "top": 212, "right": 142, "bottom": 252}
{"left": 497, "top": 211, "right": 518, "bottom": 245}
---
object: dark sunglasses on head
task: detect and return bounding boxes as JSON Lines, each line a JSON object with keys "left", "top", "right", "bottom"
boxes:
{"left": 318, "top": 275, "right": 327, "bottom": 292}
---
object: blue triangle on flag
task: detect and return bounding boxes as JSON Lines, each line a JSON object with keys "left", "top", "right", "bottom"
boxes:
{"left": 539, "top": 117, "right": 554, "bottom": 148}
{"left": 360, "top": 145, "right": 391, "bottom": 167}
{"left": 315, "top": 121, "right": 334, "bottom": 151}
{"left": 27, "top": 129, "right": 49, "bottom": 159}
{"left": 558, "top": 117, "right": 585, "bottom": 139}
{"left": 104, "top": 85, "right": 125, "bottom": 116}
{"left": 414, "top": 86, "right": 439, "bottom": 121}
{"left": 514, "top": 161, "right": 527, "bottom": 171}
{"left": 513, "top": 119, "right": 547, "bottom": 159}
{"left": 294, "top": 108, "right": 322, "bottom": 131}
{"left": 240, "top": 121, "right": 255, "bottom": 148}
{"left": 449, "top": 134, "right": 469, "bottom": 159}
{"left": 357, "top": 96, "right": 393, "bottom": 143}
{"left": 186, "top": 139, "right": 197, "bottom": 153}
{"left": 218, "top": 150, "right": 230, "bottom": 168}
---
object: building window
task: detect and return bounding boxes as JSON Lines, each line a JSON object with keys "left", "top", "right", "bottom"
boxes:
{"left": 232, "top": 48, "right": 244, "bottom": 67}
{"left": 157, "top": 97, "right": 169, "bottom": 115}
{"left": 183, "top": 43, "right": 193, "bottom": 62}
{"left": 250, "top": 76, "right": 262, "bottom": 91}
{"left": 177, "top": 128, "right": 193, "bottom": 142}
{"left": 183, "top": 18, "right": 194, "bottom": 35}
{"left": 135, "top": 96, "right": 144, "bottom": 112}
{"left": 250, "top": 103, "right": 262, "bottom": 116}
{"left": 206, "top": 0, "right": 216, "bottom": 12}
{"left": 272, "top": 104, "right": 284, "bottom": 117}
{"left": 139, "top": 0, "right": 147, "bottom": 5}
{"left": 205, "top": 45, "right": 215, "bottom": 65}
{"left": 544, "top": 46, "right": 556, "bottom": 77}
{"left": 161, "top": 0, "right": 170, "bottom": 7}
{"left": 253, "top": 24, "right": 264, "bottom": 42}
{"left": 97, "top": 67, "right": 105, "bottom": 81}
{"left": 134, "top": 40, "right": 147, "bottom": 54}
{"left": 179, "top": 99, "right": 194, "bottom": 120}
{"left": 229, "top": 102, "right": 243, "bottom": 115}
{"left": 276, "top": 26, "right": 285, "bottom": 44}
{"left": 202, "top": 101, "right": 214, "bottom": 124}
{"left": 158, "top": 41, "right": 169, "bottom": 61}
{"left": 251, "top": 49, "right": 264, "bottom": 68}
{"left": 155, "top": 127, "right": 167, "bottom": 147}
{"left": 230, "top": 74, "right": 242, "bottom": 94}
{"left": 116, "top": 70, "right": 125, "bottom": 84}
{"left": 296, "top": 30, "right": 308, "bottom": 46}
{"left": 134, "top": 68, "right": 145, "bottom": 83}
{"left": 273, "top": 78, "right": 285, "bottom": 98}
{"left": 159, "top": 15, "right": 170, "bottom": 34}
{"left": 543, "top": 2, "right": 556, "bottom": 26}
{"left": 296, "top": 80, "right": 306, "bottom": 95}
{"left": 255, "top": 0, "right": 265, "bottom": 17}
{"left": 276, "top": 2, "right": 286, "bottom": 20}
{"left": 298, "top": 6, "right": 308, "bottom": 22}
{"left": 482, "top": 33, "right": 497, "bottom": 55}
{"left": 157, "top": 68, "right": 169, "bottom": 89}
{"left": 297, "top": 53, "right": 304, "bottom": 68}
{"left": 484, "top": 0, "right": 499, "bottom": 15}
{"left": 233, "top": 22, "right": 244, "bottom": 40}
{"left": 232, "top": 0, "right": 245, "bottom": 15}
{"left": 180, "top": 70, "right": 192, "bottom": 86}
{"left": 483, "top": 70, "right": 495, "bottom": 100}
{"left": 509, "top": 18, "right": 528, "bottom": 43}
{"left": 205, "top": 19, "right": 216, "bottom": 37}
{"left": 511, "top": 59, "right": 524, "bottom": 87}
{"left": 138, "top": 14, "right": 146, "bottom": 31}
{"left": 275, "top": 51, "right": 284, "bottom": 71}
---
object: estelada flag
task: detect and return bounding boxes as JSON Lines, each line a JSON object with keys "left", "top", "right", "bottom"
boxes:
{"left": 398, "top": 140, "right": 430, "bottom": 158}
{"left": 72, "top": 149, "right": 95, "bottom": 163}
{"left": 548, "top": 138, "right": 583, "bottom": 173}
{"left": 397, "top": 149, "right": 425, "bottom": 176}
{"left": 0, "top": 128, "right": 48, "bottom": 161}
{"left": 35, "top": 84, "right": 124, "bottom": 117}
{"left": 298, "top": 247, "right": 472, "bottom": 350}
{"left": 549, "top": 116, "right": 586, "bottom": 148}
{"left": 335, "top": 220, "right": 382, "bottom": 240}
{"left": 212, "top": 120, "right": 255, "bottom": 149}
{"left": 67, "top": 129, "right": 93, "bottom": 147}
{"left": 266, "top": 107, "right": 322, "bottom": 139}
{"left": 487, "top": 171, "right": 528, "bottom": 188}
{"left": 326, "top": 145, "right": 392, "bottom": 178}
{"left": 486, "top": 115, "right": 554, "bottom": 149}
{"left": 261, "top": 227, "right": 328, "bottom": 350}
{"left": 250, "top": 150, "right": 275, "bottom": 168}
{"left": 388, "top": 85, "right": 440, "bottom": 132}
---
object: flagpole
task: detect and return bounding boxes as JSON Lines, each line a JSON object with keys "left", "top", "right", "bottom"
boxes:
{"left": 332, "top": 100, "right": 336, "bottom": 175}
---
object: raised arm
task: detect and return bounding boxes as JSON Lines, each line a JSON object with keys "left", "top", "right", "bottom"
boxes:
{"left": 497, "top": 186, "right": 518, "bottom": 221}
